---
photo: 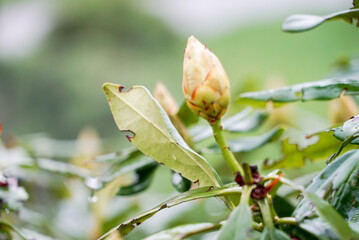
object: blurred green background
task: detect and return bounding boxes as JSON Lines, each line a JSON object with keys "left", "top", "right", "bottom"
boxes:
{"left": 0, "top": 0, "right": 358, "bottom": 139}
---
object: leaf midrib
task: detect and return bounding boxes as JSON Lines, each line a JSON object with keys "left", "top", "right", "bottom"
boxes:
{"left": 111, "top": 86, "right": 218, "bottom": 186}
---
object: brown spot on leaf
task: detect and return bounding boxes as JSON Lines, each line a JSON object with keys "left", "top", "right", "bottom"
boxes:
{"left": 121, "top": 130, "right": 135, "bottom": 142}
{"left": 119, "top": 86, "right": 125, "bottom": 92}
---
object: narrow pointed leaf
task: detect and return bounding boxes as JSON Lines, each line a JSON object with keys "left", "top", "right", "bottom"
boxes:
{"left": 217, "top": 186, "right": 259, "bottom": 240}
{"left": 98, "top": 185, "right": 242, "bottom": 239}
{"left": 191, "top": 108, "right": 268, "bottom": 142}
{"left": 293, "top": 149, "right": 359, "bottom": 221}
{"left": 304, "top": 192, "right": 359, "bottom": 240}
{"left": 103, "top": 83, "right": 222, "bottom": 187}
{"left": 143, "top": 222, "right": 221, "bottom": 240}
{"left": 260, "top": 227, "right": 291, "bottom": 240}
{"left": 208, "top": 127, "right": 283, "bottom": 153}
{"left": 237, "top": 79, "right": 359, "bottom": 108}
{"left": 282, "top": 9, "right": 359, "bottom": 33}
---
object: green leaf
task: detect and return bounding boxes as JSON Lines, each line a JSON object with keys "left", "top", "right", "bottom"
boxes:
{"left": 143, "top": 222, "right": 221, "bottom": 240}
{"left": 282, "top": 9, "right": 359, "bottom": 33}
{"left": 354, "top": 0, "right": 359, "bottom": 9}
{"left": 263, "top": 131, "right": 355, "bottom": 169}
{"left": 35, "top": 158, "right": 91, "bottom": 179}
{"left": 293, "top": 149, "right": 359, "bottom": 221}
{"left": 177, "top": 101, "right": 199, "bottom": 127}
{"left": 217, "top": 185, "right": 260, "bottom": 240}
{"left": 191, "top": 108, "right": 268, "bottom": 142}
{"left": 98, "top": 185, "right": 242, "bottom": 239}
{"left": 304, "top": 192, "right": 359, "bottom": 240}
{"left": 298, "top": 218, "right": 337, "bottom": 240}
{"left": 117, "top": 162, "right": 158, "bottom": 196}
{"left": 171, "top": 171, "right": 192, "bottom": 193}
{"left": 330, "top": 126, "right": 359, "bottom": 145}
{"left": 260, "top": 228, "right": 291, "bottom": 240}
{"left": 103, "top": 83, "right": 223, "bottom": 188}
{"left": 89, "top": 154, "right": 155, "bottom": 191}
{"left": 208, "top": 127, "right": 283, "bottom": 153}
{"left": 237, "top": 79, "right": 359, "bottom": 108}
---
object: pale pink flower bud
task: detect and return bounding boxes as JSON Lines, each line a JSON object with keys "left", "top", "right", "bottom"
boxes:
{"left": 183, "top": 36, "right": 230, "bottom": 122}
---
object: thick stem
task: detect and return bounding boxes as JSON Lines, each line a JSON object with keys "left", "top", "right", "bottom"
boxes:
{"left": 274, "top": 217, "right": 297, "bottom": 226}
{"left": 211, "top": 120, "right": 244, "bottom": 176}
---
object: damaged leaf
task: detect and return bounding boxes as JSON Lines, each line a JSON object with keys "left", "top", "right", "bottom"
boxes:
{"left": 98, "top": 185, "right": 242, "bottom": 239}
{"left": 103, "top": 83, "right": 223, "bottom": 187}
{"left": 263, "top": 131, "right": 357, "bottom": 169}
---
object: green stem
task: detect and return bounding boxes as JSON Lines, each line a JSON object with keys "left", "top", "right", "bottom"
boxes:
{"left": 258, "top": 198, "right": 274, "bottom": 238}
{"left": 211, "top": 120, "right": 244, "bottom": 176}
{"left": 274, "top": 217, "right": 297, "bottom": 226}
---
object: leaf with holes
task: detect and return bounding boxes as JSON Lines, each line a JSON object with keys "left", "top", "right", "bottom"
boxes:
{"left": 103, "top": 83, "right": 223, "bottom": 188}
{"left": 263, "top": 131, "right": 356, "bottom": 169}
{"left": 237, "top": 79, "right": 359, "bottom": 108}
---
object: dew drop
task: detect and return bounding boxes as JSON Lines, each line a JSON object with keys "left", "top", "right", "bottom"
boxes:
{"left": 88, "top": 194, "right": 98, "bottom": 203}
{"left": 85, "top": 177, "right": 103, "bottom": 190}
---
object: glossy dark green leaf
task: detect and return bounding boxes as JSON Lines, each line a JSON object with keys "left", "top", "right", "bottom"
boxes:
{"left": 294, "top": 149, "right": 359, "bottom": 221}
{"left": 177, "top": 101, "right": 199, "bottom": 127}
{"left": 171, "top": 171, "right": 192, "bottom": 193}
{"left": 282, "top": 9, "right": 359, "bottom": 33}
{"left": 143, "top": 222, "right": 221, "bottom": 240}
{"left": 304, "top": 192, "right": 359, "bottom": 240}
{"left": 237, "top": 79, "right": 359, "bottom": 108}
{"left": 217, "top": 186, "right": 260, "bottom": 240}
{"left": 330, "top": 163, "right": 359, "bottom": 223}
{"left": 98, "top": 185, "right": 242, "bottom": 239}
{"left": 117, "top": 162, "right": 158, "bottom": 196}
{"left": 191, "top": 108, "right": 268, "bottom": 142}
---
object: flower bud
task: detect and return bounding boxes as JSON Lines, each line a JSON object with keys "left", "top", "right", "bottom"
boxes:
{"left": 182, "top": 36, "right": 230, "bottom": 122}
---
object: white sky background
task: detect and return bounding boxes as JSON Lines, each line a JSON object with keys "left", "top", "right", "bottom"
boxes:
{"left": 141, "top": 0, "right": 352, "bottom": 37}
{"left": 0, "top": 0, "right": 354, "bottom": 59}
